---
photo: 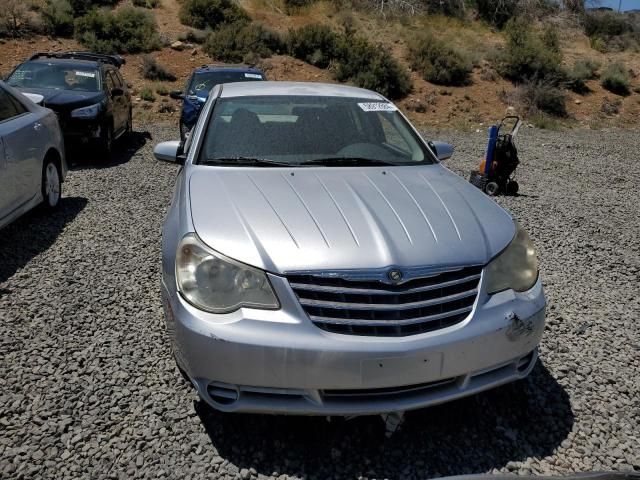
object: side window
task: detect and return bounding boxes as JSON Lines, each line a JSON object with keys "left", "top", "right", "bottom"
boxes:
{"left": 113, "top": 70, "right": 125, "bottom": 88}
{"left": 104, "top": 71, "right": 115, "bottom": 93}
{"left": 0, "top": 88, "right": 22, "bottom": 122}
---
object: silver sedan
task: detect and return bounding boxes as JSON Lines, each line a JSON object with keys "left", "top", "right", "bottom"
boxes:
{"left": 0, "top": 81, "right": 66, "bottom": 229}
{"left": 155, "top": 81, "right": 546, "bottom": 415}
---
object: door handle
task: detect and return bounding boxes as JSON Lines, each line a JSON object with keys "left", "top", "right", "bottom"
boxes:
{"left": 33, "top": 122, "right": 42, "bottom": 131}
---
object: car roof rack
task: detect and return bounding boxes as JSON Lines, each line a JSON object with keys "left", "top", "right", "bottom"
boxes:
{"left": 28, "top": 52, "right": 126, "bottom": 68}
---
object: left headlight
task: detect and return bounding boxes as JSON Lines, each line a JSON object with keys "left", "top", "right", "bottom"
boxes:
{"left": 485, "top": 222, "right": 539, "bottom": 294}
{"left": 176, "top": 233, "right": 279, "bottom": 313}
{"left": 71, "top": 103, "right": 100, "bottom": 119}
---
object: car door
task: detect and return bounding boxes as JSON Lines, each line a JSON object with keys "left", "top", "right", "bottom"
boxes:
{"left": 0, "top": 86, "right": 41, "bottom": 217}
{"left": 106, "top": 70, "right": 126, "bottom": 134}
{"left": 113, "top": 68, "right": 131, "bottom": 121}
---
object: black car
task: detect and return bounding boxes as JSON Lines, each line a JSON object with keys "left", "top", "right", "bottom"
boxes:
{"left": 6, "top": 52, "right": 132, "bottom": 158}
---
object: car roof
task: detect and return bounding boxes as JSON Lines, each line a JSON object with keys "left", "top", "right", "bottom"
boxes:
{"left": 194, "top": 65, "right": 263, "bottom": 74}
{"left": 27, "top": 58, "right": 102, "bottom": 68}
{"left": 219, "top": 81, "right": 385, "bottom": 100}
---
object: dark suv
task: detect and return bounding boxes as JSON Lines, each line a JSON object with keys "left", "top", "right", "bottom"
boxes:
{"left": 170, "top": 65, "right": 265, "bottom": 140}
{"left": 6, "top": 52, "right": 132, "bottom": 158}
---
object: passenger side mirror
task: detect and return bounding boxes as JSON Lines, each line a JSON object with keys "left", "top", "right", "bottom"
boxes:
{"left": 170, "top": 90, "right": 184, "bottom": 100}
{"left": 429, "top": 141, "right": 454, "bottom": 161}
{"left": 154, "top": 140, "right": 185, "bottom": 165}
{"left": 111, "top": 87, "right": 124, "bottom": 97}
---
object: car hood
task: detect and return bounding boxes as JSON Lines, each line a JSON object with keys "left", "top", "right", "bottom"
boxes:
{"left": 14, "top": 87, "right": 104, "bottom": 112}
{"left": 189, "top": 165, "right": 515, "bottom": 274}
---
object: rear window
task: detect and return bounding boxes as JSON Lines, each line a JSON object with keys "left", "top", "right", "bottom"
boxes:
{"left": 188, "top": 71, "right": 264, "bottom": 96}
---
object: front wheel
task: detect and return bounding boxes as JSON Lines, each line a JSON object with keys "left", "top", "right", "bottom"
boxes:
{"left": 42, "top": 159, "right": 61, "bottom": 209}
{"left": 98, "top": 122, "right": 113, "bottom": 160}
{"left": 126, "top": 109, "right": 133, "bottom": 135}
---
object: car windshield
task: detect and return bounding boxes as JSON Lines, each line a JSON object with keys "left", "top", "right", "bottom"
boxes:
{"left": 7, "top": 62, "right": 101, "bottom": 92}
{"left": 198, "top": 95, "right": 434, "bottom": 167}
{"left": 188, "top": 71, "right": 263, "bottom": 97}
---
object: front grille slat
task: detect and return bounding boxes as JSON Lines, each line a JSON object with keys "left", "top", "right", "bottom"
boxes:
{"left": 308, "top": 305, "right": 474, "bottom": 327}
{"left": 287, "top": 266, "right": 482, "bottom": 337}
{"left": 298, "top": 288, "right": 478, "bottom": 311}
{"left": 288, "top": 273, "right": 481, "bottom": 295}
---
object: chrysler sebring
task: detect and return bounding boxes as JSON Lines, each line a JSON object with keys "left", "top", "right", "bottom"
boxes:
{"left": 155, "top": 81, "right": 546, "bottom": 415}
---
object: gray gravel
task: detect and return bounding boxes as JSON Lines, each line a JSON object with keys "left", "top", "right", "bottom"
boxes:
{"left": 1, "top": 124, "right": 638, "bottom": 479}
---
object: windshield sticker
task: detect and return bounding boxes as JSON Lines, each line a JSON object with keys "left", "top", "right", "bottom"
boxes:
{"left": 358, "top": 102, "right": 397, "bottom": 112}
{"left": 244, "top": 73, "right": 262, "bottom": 79}
{"left": 75, "top": 71, "right": 96, "bottom": 78}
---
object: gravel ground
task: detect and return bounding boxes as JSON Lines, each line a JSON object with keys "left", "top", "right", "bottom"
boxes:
{"left": 1, "top": 124, "right": 638, "bottom": 480}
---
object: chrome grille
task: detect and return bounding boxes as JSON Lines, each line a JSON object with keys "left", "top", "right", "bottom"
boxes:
{"left": 288, "top": 266, "right": 482, "bottom": 336}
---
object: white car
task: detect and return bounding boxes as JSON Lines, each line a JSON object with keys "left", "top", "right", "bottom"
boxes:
{"left": 0, "top": 81, "right": 67, "bottom": 229}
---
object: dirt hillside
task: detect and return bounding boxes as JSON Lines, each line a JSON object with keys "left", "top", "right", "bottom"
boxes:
{"left": 1, "top": 0, "right": 639, "bottom": 130}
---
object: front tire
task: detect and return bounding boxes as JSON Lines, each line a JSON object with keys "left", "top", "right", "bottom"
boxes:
{"left": 42, "top": 158, "right": 61, "bottom": 209}
{"left": 126, "top": 109, "right": 133, "bottom": 135}
{"left": 99, "top": 121, "right": 113, "bottom": 160}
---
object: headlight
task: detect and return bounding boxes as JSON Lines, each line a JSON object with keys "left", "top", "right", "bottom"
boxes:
{"left": 176, "top": 234, "right": 279, "bottom": 313}
{"left": 485, "top": 222, "right": 539, "bottom": 294}
{"left": 71, "top": 103, "right": 100, "bottom": 119}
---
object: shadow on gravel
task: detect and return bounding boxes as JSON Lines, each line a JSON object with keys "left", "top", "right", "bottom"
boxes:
{"left": 0, "top": 196, "right": 87, "bottom": 289}
{"left": 196, "top": 361, "right": 573, "bottom": 478}
{"left": 68, "top": 131, "right": 152, "bottom": 170}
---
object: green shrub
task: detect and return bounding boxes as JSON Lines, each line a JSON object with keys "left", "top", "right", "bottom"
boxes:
{"left": 41, "top": 0, "right": 74, "bottom": 37}
{"left": 585, "top": 11, "right": 633, "bottom": 38}
{"left": 133, "top": 0, "right": 160, "bottom": 8}
{"left": 140, "top": 55, "right": 176, "bottom": 81}
{"left": 517, "top": 81, "right": 567, "bottom": 117}
{"left": 476, "top": 0, "right": 517, "bottom": 28}
{"left": 0, "top": 0, "right": 34, "bottom": 38}
{"left": 584, "top": 11, "right": 640, "bottom": 52}
{"left": 600, "top": 97, "right": 621, "bottom": 115}
{"left": 156, "top": 85, "right": 169, "bottom": 96}
{"left": 178, "top": 29, "right": 208, "bottom": 44}
{"left": 68, "top": 0, "right": 118, "bottom": 15}
{"left": 407, "top": 32, "right": 472, "bottom": 86}
{"left": 75, "top": 7, "right": 161, "bottom": 53}
{"left": 600, "top": 62, "right": 630, "bottom": 95}
{"left": 285, "top": 24, "right": 412, "bottom": 99}
{"left": 332, "top": 36, "right": 412, "bottom": 99}
{"left": 204, "top": 22, "right": 282, "bottom": 63}
{"left": 541, "top": 25, "right": 560, "bottom": 54}
{"left": 179, "top": 0, "right": 248, "bottom": 30}
{"left": 566, "top": 59, "right": 600, "bottom": 93}
{"left": 286, "top": 24, "right": 340, "bottom": 69}
{"left": 495, "top": 17, "right": 564, "bottom": 84}
{"left": 283, "top": 0, "right": 316, "bottom": 13}
{"left": 140, "top": 86, "right": 156, "bottom": 102}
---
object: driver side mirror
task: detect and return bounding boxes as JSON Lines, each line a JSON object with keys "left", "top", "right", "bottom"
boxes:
{"left": 170, "top": 90, "right": 184, "bottom": 100}
{"left": 429, "top": 141, "right": 454, "bottom": 161}
{"left": 154, "top": 140, "right": 185, "bottom": 165}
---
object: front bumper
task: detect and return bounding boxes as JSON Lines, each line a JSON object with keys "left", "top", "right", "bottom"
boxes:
{"left": 162, "top": 273, "right": 546, "bottom": 415}
{"left": 56, "top": 115, "right": 102, "bottom": 145}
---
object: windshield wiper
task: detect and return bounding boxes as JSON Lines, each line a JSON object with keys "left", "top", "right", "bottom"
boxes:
{"left": 202, "top": 157, "right": 298, "bottom": 167}
{"left": 300, "top": 157, "right": 396, "bottom": 166}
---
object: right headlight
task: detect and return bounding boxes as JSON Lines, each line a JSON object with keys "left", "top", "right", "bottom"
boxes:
{"left": 176, "top": 234, "right": 279, "bottom": 313}
{"left": 485, "top": 222, "right": 539, "bottom": 294}
{"left": 70, "top": 103, "right": 100, "bottom": 119}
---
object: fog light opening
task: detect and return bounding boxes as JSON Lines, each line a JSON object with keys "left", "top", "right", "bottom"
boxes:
{"left": 207, "top": 383, "right": 240, "bottom": 405}
{"left": 516, "top": 350, "right": 535, "bottom": 373}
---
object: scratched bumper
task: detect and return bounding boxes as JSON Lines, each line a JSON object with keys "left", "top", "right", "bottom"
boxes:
{"left": 162, "top": 274, "right": 546, "bottom": 415}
